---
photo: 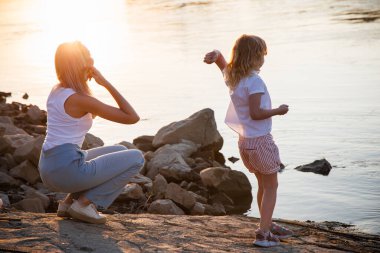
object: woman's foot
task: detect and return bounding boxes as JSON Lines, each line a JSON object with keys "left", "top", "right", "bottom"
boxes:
{"left": 57, "top": 200, "right": 71, "bottom": 218}
{"left": 68, "top": 200, "right": 106, "bottom": 224}
{"left": 254, "top": 229, "right": 280, "bottom": 247}
{"left": 271, "top": 222, "right": 294, "bottom": 239}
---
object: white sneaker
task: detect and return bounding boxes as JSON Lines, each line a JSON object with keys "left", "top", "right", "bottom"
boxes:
{"left": 254, "top": 229, "right": 281, "bottom": 247}
{"left": 68, "top": 200, "right": 106, "bottom": 224}
{"left": 57, "top": 201, "right": 71, "bottom": 218}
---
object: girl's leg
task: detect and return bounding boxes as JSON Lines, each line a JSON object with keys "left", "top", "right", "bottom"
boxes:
{"left": 259, "top": 172, "right": 278, "bottom": 232}
{"left": 254, "top": 172, "right": 264, "bottom": 214}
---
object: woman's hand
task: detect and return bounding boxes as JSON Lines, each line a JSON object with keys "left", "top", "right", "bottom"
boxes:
{"left": 203, "top": 50, "right": 221, "bottom": 64}
{"left": 89, "top": 67, "right": 110, "bottom": 87}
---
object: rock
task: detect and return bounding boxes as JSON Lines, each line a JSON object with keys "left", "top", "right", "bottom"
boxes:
{"left": 228, "top": 156, "right": 239, "bottom": 163}
{"left": 0, "top": 171, "right": 21, "bottom": 189}
{"left": 9, "top": 160, "right": 40, "bottom": 184}
{"left": 200, "top": 167, "right": 252, "bottom": 214}
{"left": 165, "top": 182, "right": 196, "bottom": 210}
{"left": 159, "top": 166, "right": 200, "bottom": 182}
{"left": 2, "top": 134, "right": 33, "bottom": 153}
{"left": 21, "top": 185, "right": 50, "bottom": 209}
{"left": 210, "top": 192, "right": 234, "bottom": 206}
{"left": 12, "top": 198, "right": 45, "bottom": 213}
{"left": 0, "top": 193, "right": 10, "bottom": 207}
{"left": 147, "top": 199, "right": 185, "bottom": 215}
{"left": 152, "top": 108, "right": 223, "bottom": 151}
{"left": 204, "top": 202, "right": 226, "bottom": 216}
{"left": 190, "top": 202, "right": 206, "bottom": 215}
{"left": 22, "top": 93, "right": 29, "bottom": 99}
{"left": 0, "top": 123, "right": 28, "bottom": 135}
{"left": 26, "top": 105, "right": 44, "bottom": 123}
{"left": 133, "top": 135, "right": 155, "bottom": 152}
{"left": 0, "top": 116, "right": 13, "bottom": 124}
{"left": 295, "top": 159, "right": 332, "bottom": 176}
{"left": 118, "top": 141, "right": 137, "bottom": 150}
{"left": 0, "top": 198, "right": 2, "bottom": 209}
{"left": 145, "top": 143, "right": 194, "bottom": 180}
{"left": 188, "top": 191, "right": 208, "bottom": 204}
{"left": 152, "top": 174, "right": 168, "bottom": 199}
{"left": 81, "top": 133, "right": 104, "bottom": 150}
{"left": 179, "top": 181, "right": 188, "bottom": 188}
{"left": 26, "top": 125, "right": 46, "bottom": 135}
{"left": 0, "top": 153, "right": 17, "bottom": 170}
{"left": 13, "top": 134, "right": 44, "bottom": 166}
{"left": 118, "top": 183, "right": 145, "bottom": 200}
{"left": 128, "top": 174, "right": 152, "bottom": 186}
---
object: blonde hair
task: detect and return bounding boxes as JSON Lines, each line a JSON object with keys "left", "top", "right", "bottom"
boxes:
{"left": 224, "top": 34, "right": 267, "bottom": 89}
{"left": 55, "top": 41, "right": 92, "bottom": 95}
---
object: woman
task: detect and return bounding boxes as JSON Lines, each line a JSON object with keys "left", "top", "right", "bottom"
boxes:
{"left": 38, "top": 41, "right": 144, "bottom": 224}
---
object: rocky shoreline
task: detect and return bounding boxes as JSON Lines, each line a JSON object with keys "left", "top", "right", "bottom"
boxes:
{"left": 1, "top": 92, "right": 380, "bottom": 252}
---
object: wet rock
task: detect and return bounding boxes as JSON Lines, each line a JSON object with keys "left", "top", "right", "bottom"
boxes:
{"left": 200, "top": 167, "right": 252, "bottom": 214}
{"left": 165, "top": 182, "right": 196, "bottom": 210}
{"left": 13, "top": 134, "right": 44, "bottom": 166}
{"left": 152, "top": 108, "right": 223, "bottom": 151}
{"left": 81, "top": 133, "right": 104, "bottom": 150}
{"left": 295, "top": 159, "right": 332, "bottom": 176}
{"left": 152, "top": 174, "right": 168, "bottom": 200}
{"left": 12, "top": 198, "right": 45, "bottom": 213}
{"left": 9, "top": 160, "right": 40, "bottom": 184}
{"left": 133, "top": 135, "right": 155, "bottom": 152}
{"left": 148, "top": 199, "right": 185, "bottom": 215}
{"left": 118, "top": 183, "right": 145, "bottom": 200}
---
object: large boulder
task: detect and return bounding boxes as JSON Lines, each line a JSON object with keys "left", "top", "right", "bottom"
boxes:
{"left": 13, "top": 135, "right": 44, "bottom": 166}
{"left": 81, "top": 133, "right": 104, "bottom": 150}
{"left": 145, "top": 141, "right": 197, "bottom": 180}
{"left": 200, "top": 167, "right": 252, "bottom": 214}
{"left": 165, "top": 182, "right": 196, "bottom": 210}
{"left": 295, "top": 159, "right": 332, "bottom": 176}
{"left": 148, "top": 199, "right": 185, "bottom": 215}
{"left": 152, "top": 108, "right": 223, "bottom": 151}
{"left": 9, "top": 160, "right": 40, "bottom": 184}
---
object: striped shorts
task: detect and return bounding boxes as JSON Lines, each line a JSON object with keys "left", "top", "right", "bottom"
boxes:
{"left": 238, "top": 133, "right": 281, "bottom": 175}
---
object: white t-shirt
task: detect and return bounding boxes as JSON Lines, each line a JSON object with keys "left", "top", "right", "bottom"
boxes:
{"left": 42, "top": 86, "right": 93, "bottom": 151}
{"left": 224, "top": 71, "right": 272, "bottom": 138}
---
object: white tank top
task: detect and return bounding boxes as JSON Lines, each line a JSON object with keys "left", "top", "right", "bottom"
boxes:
{"left": 42, "top": 86, "right": 93, "bottom": 151}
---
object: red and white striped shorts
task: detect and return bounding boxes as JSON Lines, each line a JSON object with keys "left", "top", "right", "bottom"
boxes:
{"left": 238, "top": 133, "right": 281, "bottom": 175}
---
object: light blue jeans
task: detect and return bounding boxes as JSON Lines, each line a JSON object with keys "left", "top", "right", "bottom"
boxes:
{"left": 38, "top": 143, "right": 144, "bottom": 209}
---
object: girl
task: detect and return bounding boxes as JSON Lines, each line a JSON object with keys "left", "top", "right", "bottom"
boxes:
{"left": 38, "top": 41, "right": 145, "bottom": 224}
{"left": 204, "top": 34, "right": 292, "bottom": 247}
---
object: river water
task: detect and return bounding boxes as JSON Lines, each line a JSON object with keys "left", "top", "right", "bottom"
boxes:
{"left": 0, "top": 0, "right": 379, "bottom": 234}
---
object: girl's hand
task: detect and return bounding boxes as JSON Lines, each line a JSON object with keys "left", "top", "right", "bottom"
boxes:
{"left": 203, "top": 50, "right": 220, "bottom": 64}
{"left": 89, "top": 67, "right": 110, "bottom": 87}
{"left": 277, "top": 104, "right": 289, "bottom": 115}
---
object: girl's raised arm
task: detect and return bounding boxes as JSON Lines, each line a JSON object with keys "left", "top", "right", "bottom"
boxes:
{"left": 204, "top": 50, "right": 227, "bottom": 72}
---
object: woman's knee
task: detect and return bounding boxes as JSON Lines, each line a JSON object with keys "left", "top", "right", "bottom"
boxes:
{"left": 262, "top": 173, "right": 278, "bottom": 190}
{"left": 128, "top": 149, "right": 145, "bottom": 169}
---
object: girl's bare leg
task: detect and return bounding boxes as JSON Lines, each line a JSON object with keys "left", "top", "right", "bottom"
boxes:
{"left": 259, "top": 172, "right": 278, "bottom": 231}
{"left": 254, "top": 172, "right": 264, "bottom": 213}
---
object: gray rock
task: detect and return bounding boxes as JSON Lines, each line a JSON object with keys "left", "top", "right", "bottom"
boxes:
{"left": 188, "top": 191, "right": 208, "bottom": 204}
{"left": 0, "top": 193, "right": 10, "bottom": 207}
{"left": 2, "top": 134, "right": 33, "bottom": 153}
{"left": 148, "top": 199, "right": 185, "bottom": 215}
{"left": 165, "top": 182, "right": 196, "bottom": 210}
{"left": 0, "top": 116, "right": 13, "bottom": 124}
{"left": 133, "top": 135, "right": 155, "bottom": 152}
{"left": 118, "top": 183, "right": 145, "bottom": 200}
{"left": 9, "top": 160, "right": 40, "bottom": 184}
{"left": 295, "top": 159, "right": 332, "bottom": 176}
{"left": 26, "top": 105, "right": 44, "bottom": 123}
{"left": 0, "top": 122, "right": 27, "bottom": 135}
{"left": 152, "top": 108, "right": 223, "bottom": 151}
{"left": 190, "top": 202, "right": 206, "bottom": 215}
{"left": 129, "top": 174, "right": 152, "bottom": 186}
{"left": 81, "top": 133, "right": 104, "bottom": 150}
{"left": 12, "top": 198, "right": 45, "bottom": 213}
{"left": 152, "top": 174, "right": 167, "bottom": 199}
{"left": 13, "top": 134, "right": 44, "bottom": 166}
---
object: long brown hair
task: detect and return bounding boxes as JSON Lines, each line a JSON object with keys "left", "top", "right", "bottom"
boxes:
{"left": 55, "top": 41, "right": 92, "bottom": 95}
{"left": 224, "top": 34, "right": 267, "bottom": 89}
